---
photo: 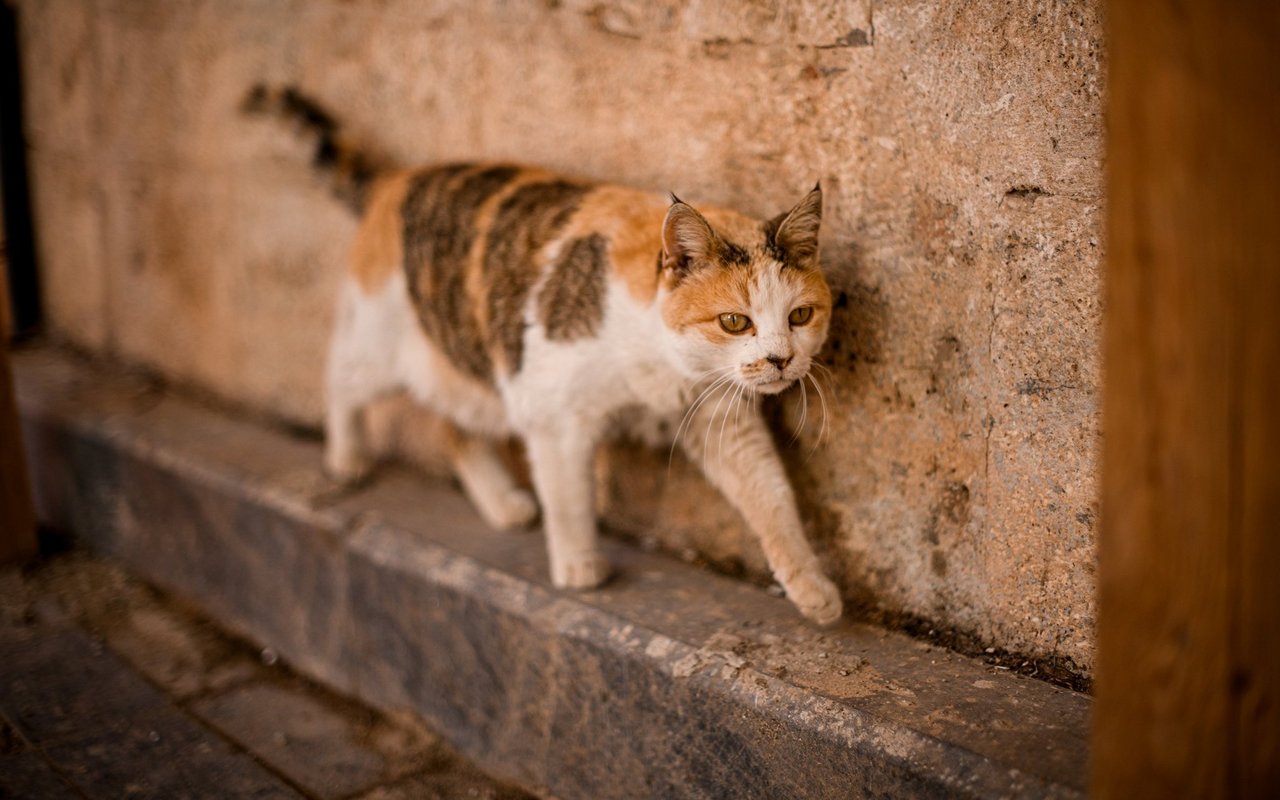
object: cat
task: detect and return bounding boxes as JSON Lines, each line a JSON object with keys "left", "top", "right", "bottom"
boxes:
{"left": 246, "top": 86, "right": 843, "bottom": 624}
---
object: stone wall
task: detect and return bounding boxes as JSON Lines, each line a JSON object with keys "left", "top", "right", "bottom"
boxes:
{"left": 16, "top": 0, "right": 1103, "bottom": 671}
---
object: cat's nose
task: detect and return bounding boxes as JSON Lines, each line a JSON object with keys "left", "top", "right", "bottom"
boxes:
{"left": 766, "top": 354, "right": 792, "bottom": 370}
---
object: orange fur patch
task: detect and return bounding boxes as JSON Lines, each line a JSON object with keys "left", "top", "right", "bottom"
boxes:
{"left": 699, "top": 207, "right": 766, "bottom": 249}
{"left": 349, "top": 170, "right": 413, "bottom": 293}
{"left": 661, "top": 263, "right": 756, "bottom": 343}
{"left": 559, "top": 186, "right": 669, "bottom": 304}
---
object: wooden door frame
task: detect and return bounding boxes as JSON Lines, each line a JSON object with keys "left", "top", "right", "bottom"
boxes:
{"left": 1095, "top": 1, "right": 1279, "bottom": 796}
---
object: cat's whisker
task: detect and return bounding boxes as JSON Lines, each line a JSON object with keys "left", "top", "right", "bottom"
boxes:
{"left": 718, "top": 383, "right": 744, "bottom": 463}
{"left": 804, "top": 372, "right": 831, "bottom": 462}
{"left": 670, "top": 376, "right": 729, "bottom": 459}
{"left": 668, "top": 373, "right": 735, "bottom": 475}
{"left": 692, "top": 365, "right": 736, "bottom": 382}
{"left": 669, "top": 378, "right": 719, "bottom": 467}
{"left": 801, "top": 376, "right": 812, "bottom": 435}
{"left": 734, "top": 380, "right": 749, "bottom": 428}
{"left": 817, "top": 374, "right": 832, "bottom": 444}
{"left": 789, "top": 376, "right": 809, "bottom": 448}
{"left": 805, "top": 363, "right": 836, "bottom": 416}
{"left": 715, "top": 388, "right": 732, "bottom": 463}
{"left": 701, "top": 377, "right": 737, "bottom": 464}
{"left": 675, "top": 370, "right": 734, "bottom": 434}
{"left": 682, "top": 368, "right": 735, "bottom": 405}
{"left": 810, "top": 361, "right": 839, "bottom": 404}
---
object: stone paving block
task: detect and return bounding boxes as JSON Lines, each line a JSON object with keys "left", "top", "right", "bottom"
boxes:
{"left": 1, "top": 551, "right": 264, "bottom": 703}
{"left": 100, "top": 605, "right": 264, "bottom": 702}
{"left": 0, "top": 627, "right": 303, "bottom": 800}
{"left": 41, "top": 706, "right": 302, "bottom": 800}
{"left": 193, "top": 683, "right": 388, "bottom": 800}
{"left": 0, "top": 752, "right": 83, "bottom": 800}
{"left": 0, "top": 629, "right": 171, "bottom": 747}
{"left": 3, "top": 551, "right": 533, "bottom": 800}
{"left": 1, "top": 573, "right": 69, "bottom": 646}
{"left": 353, "top": 770, "right": 533, "bottom": 800}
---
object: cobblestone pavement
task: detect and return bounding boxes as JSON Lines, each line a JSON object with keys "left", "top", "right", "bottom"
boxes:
{"left": 0, "top": 550, "right": 536, "bottom": 800}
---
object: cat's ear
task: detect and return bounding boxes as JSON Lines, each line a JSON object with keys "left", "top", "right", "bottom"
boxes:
{"left": 662, "top": 197, "right": 720, "bottom": 276}
{"left": 766, "top": 183, "right": 823, "bottom": 266}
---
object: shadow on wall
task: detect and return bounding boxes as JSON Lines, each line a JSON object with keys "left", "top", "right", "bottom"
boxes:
{"left": 771, "top": 237, "right": 887, "bottom": 609}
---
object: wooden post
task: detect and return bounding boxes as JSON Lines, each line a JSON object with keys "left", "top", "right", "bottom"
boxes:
{"left": 1, "top": 344, "right": 36, "bottom": 563}
{"left": 0, "top": 0, "right": 38, "bottom": 563}
{"left": 0, "top": 269, "right": 36, "bottom": 564}
{"left": 1096, "top": 1, "right": 1280, "bottom": 797}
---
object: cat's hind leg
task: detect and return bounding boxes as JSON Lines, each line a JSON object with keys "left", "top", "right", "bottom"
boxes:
{"left": 325, "top": 391, "right": 373, "bottom": 483}
{"left": 324, "top": 278, "right": 398, "bottom": 483}
{"left": 445, "top": 424, "right": 538, "bottom": 530}
{"left": 325, "top": 356, "right": 386, "bottom": 484}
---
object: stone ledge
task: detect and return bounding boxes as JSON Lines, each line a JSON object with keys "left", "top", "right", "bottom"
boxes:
{"left": 13, "top": 346, "right": 1090, "bottom": 800}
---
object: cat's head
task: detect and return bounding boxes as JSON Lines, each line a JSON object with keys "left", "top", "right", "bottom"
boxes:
{"left": 658, "top": 186, "right": 831, "bottom": 395}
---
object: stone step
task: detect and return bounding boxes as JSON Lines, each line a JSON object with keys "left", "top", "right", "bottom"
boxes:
{"left": 13, "top": 345, "right": 1090, "bottom": 800}
{"left": 1, "top": 552, "right": 536, "bottom": 800}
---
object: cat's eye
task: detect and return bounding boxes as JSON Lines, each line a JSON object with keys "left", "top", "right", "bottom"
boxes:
{"left": 718, "top": 313, "right": 752, "bottom": 334}
{"left": 789, "top": 306, "right": 814, "bottom": 326}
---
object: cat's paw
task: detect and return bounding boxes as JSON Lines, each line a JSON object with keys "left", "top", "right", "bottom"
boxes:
{"left": 785, "top": 570, "right": 843, "bottom": 626}
{"left": 324, "top": 449, "right": 373, "bottom": 486}
{"left": 551, "top": 551, "right": 611, "bottom": 590}
{"left": 478, "top": 488, "right": 539, "bottom": 531}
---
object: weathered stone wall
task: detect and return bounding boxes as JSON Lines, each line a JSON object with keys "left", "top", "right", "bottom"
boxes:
{"left": 17, "top": 0, "right": 1103, "bottom": 670}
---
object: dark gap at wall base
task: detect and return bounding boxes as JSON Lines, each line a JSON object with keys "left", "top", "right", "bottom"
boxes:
{"left": 0, "top": 1, "right": 41, "bottom": 337}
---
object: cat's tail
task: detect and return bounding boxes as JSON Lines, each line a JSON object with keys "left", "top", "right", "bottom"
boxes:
{"left": 242, "top": 84, "right": 385, "bottom": 214}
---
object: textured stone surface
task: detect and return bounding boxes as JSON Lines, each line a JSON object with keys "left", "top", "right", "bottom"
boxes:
{"left": 1, "top": 549, "right": 534, "bottom": 800}
{"left": 0, "top": 751, "right": 84, "bottom": 800}
{"left": 103, "top": 604, "right": 263, "bottom": 701}
{"left": 10, "top": 553, "right": 265, "bottom": 701}
{"left": 0, "top": 628, "right": 303, "bottom": 799}
{"left": 352, "top": 772, "right": 532, "bottom": 800}
{"left": 193, "top": 685, "right": 390, "bottom": 800}
{"left": 15, "top": 346, "right": 1090, "bottom": 799}
{"left": 15, "top": 352, "right": 359, "bottom": 693}
{"left": 15, "top": 0, "right": 1102, "bottom": 669}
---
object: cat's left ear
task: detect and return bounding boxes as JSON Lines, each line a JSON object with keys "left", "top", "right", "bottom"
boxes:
{"left": 766, "top": 183, "right": 823, "bottom": 266}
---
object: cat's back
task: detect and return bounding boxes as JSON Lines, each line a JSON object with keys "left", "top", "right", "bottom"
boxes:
{"left": 348, "top": 162, "right": 671, "bottom": 382}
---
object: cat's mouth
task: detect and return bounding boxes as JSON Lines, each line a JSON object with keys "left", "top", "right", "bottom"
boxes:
{"left": 754, "top": 378, "right": 795, "bottom": 395}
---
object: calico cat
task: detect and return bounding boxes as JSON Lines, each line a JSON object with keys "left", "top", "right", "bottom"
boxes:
{"left": 247, "top": 86, "right": 842, "bottom": 624}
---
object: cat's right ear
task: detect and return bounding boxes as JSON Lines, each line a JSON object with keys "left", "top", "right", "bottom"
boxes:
{"left": 662, "top": 198, "right": 719, "bottom": 278}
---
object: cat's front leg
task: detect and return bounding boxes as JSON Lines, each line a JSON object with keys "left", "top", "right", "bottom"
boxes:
{"left": 681, "top": 400, "right": 842, "bottom": 625}
{"left": 524, "top": 427, "right": 610, "bottom": 589}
